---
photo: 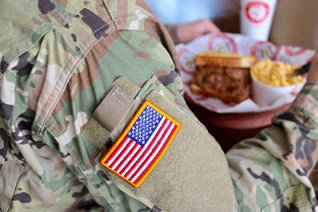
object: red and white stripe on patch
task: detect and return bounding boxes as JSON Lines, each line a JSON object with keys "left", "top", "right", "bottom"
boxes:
{"left": 100, "top": 100, "right": 181, "bottom": 188}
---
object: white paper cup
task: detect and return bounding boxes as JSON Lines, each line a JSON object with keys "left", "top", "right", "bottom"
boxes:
{"left": 240, "top": 0, "right": 277, "bottom": 41}
{"left": 252, "top": 76, "right": 304, "bottom": 106}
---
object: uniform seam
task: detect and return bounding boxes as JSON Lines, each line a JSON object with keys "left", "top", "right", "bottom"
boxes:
{"left": 37, "top": 23, "right": 118, "bottom": 135}
{"left": 4, "top": 8, "right": 80, "bottom": 68}
{"left": 102, "top": 0, "right": 119, "bottom": 31}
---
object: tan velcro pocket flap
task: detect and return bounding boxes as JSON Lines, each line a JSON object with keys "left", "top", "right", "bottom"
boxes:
{"left": 104, "top": 89, "right": 235, "bottom": 211}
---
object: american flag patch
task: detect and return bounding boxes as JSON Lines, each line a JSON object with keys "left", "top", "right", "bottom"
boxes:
{"left": 100, "top": 100, "right": 181, "bottom": 188}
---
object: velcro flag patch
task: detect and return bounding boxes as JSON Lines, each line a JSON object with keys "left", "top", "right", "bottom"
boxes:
{"left": 100, "top": 100, "right": 181, "bottom": 188}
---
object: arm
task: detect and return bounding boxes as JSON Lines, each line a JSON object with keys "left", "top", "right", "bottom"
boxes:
{"left": 227, "top": 51, "right": 318, "bottom": 211}
{"left": 165, "top": 19, "right": 221, "bottom": 44}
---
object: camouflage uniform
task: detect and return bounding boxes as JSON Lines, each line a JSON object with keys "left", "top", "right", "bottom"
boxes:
{"left": 1, "top": 0, "right": 318, "bottom": 212}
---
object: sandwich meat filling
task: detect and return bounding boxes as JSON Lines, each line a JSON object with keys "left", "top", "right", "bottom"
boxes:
{"left": 190, "top": 65, "right": 251, "bottom": 103}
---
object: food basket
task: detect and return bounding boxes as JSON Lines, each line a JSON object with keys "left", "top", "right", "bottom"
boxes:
{"left": 177, "top": 33, "right": 314, "bottom": 150}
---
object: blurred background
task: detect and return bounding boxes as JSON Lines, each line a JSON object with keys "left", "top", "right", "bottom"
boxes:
{"left": 146, "top": 0, "right": 318, "bottom": 49}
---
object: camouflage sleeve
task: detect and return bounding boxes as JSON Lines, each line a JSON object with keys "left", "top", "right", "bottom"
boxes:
{"left": 226, "top": 81, "right": 318, "bottom": 211}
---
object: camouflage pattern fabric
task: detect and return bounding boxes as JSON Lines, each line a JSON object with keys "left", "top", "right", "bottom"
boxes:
{"left": 227, "top": 82, "right": 318, "bottom": 211}
{"left": 0, "top": 0, "right": 179, "bottom": 211}
{"left": 1, "top": 0, "right": 318, "bottom": 211}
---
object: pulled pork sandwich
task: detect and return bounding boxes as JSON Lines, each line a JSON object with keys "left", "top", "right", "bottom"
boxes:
{"left": 190, "top": 51, "right": 258, "bottom": 103}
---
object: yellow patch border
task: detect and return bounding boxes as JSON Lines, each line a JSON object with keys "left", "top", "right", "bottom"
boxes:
{"left": 100, "top": 100, "right": 181, "bottom": 188}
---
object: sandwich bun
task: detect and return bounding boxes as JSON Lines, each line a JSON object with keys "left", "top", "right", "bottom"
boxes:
{"left": 195, "top": 51, "right": 258, "bottom": 68}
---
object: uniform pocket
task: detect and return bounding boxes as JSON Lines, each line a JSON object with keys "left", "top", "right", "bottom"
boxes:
{"left": 95, "top": 76, "right": 236, "bottom": 212}
{"left": 0, "top": 130, "right": 24, "bottom": 212}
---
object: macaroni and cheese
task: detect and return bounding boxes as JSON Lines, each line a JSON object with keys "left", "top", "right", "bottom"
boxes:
{"left": 251, "top": 59, "right": 306, "bottom": 87}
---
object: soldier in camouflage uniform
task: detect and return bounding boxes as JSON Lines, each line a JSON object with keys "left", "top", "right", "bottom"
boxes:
{"left": 1, "top": 0, "right": 318, "bottom": 211}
